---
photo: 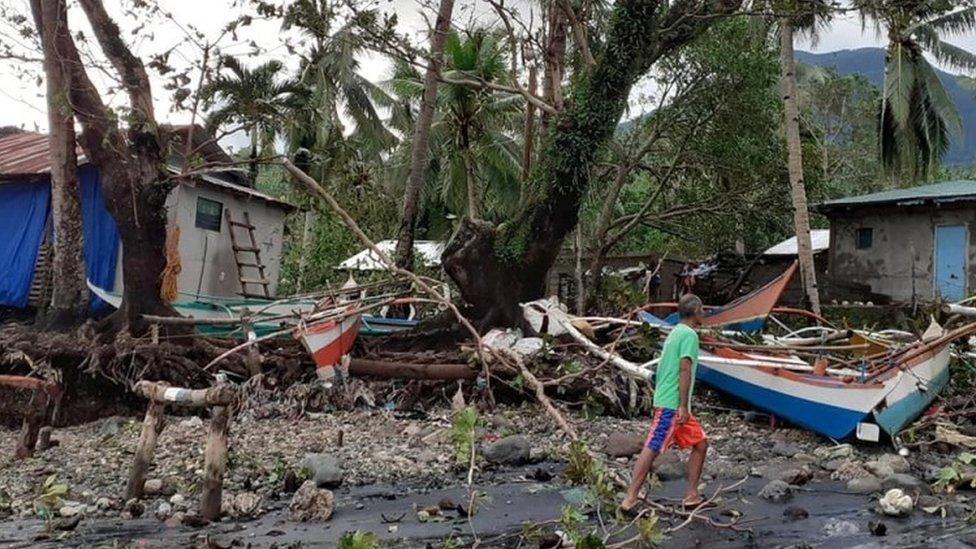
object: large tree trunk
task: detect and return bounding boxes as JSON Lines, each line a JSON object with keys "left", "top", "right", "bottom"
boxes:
{"left": 38, "top": 0, "right": 179, "bottom": 337}
{"left": 442, "top": 0, "right": 742, "bottom": 328}
{"left": 779, "top": 20, "right": 821, "bottom": 315}
{"left": 31, "top": 0, "right": 88, "bottom": 328}
{"left": 394, "top": 0, "right": 456, "bottom": 270}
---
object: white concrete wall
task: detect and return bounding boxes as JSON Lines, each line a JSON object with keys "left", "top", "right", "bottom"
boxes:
{"left": 112, "top": 183, "right": 289, "bottom": 299}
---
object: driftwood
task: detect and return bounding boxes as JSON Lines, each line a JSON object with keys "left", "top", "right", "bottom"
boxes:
{"left": 128, "top": 381, "right": 239, "bottom": 521}
{"left": 349, "top": 358, "right": 476, "bottom": 380}
{"left": 125, "top": 400, "right": 165, "bottom": 500}
{"left": 133, "top": 380, "right": 237, "bottom": 407}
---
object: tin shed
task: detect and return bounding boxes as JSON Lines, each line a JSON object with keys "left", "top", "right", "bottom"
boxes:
{"left": 818, "top": 181, "right": 976, "bottom": 302}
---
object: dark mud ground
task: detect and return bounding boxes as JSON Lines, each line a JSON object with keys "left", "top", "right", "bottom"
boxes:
{"left": 2, "top": 466, "right": 975, "bottom": 548}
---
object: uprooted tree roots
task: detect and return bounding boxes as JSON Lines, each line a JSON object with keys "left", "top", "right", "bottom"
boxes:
{"left": 0, "top": 321, "right": 312, "bottom": 425}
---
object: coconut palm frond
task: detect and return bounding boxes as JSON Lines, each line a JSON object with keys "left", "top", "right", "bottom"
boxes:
{"left": 914, "top": 26, "right": 976, "bottom": 73}
{"left": 913, "top": 6, "right": 976, "bottom": 36}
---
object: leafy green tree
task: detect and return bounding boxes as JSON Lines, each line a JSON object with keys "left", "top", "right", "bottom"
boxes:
{"left": 202, "top": 57, "right": 296, "bottom": 182}
{"left": 386, "top": 29, "right": 522, "bottom": 224}
{"left": 854, "top": 0, "right": 976, "bottom": 178}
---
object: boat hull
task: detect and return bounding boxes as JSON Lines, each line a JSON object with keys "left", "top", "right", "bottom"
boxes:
{"left": 360, "top": 315, "right": 419, "bottom": 336}
{"left": 696, "top": 346, "right": 951, "bottom": 440}
{"left": 873, "top": 347, "right": 951, "bottom": 435}
{"left": 298, "top": 314, "right": 361, "bottom": 370}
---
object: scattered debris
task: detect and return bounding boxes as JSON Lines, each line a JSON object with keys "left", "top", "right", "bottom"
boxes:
{"left": 879, "top": 488, "right": 914, "bottom": 516}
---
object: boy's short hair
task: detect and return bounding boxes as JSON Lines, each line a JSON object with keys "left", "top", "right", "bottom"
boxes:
{"left": 678, "top": 293, "right": 703, "bottom": 319}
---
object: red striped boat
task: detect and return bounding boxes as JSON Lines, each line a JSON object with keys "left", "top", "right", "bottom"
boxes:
{"left": 297, "top": 307, "right": 361, "bottom": 381}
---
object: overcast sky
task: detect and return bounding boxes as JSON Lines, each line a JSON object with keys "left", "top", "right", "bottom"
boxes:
{"left": 1, "top": 1, "right": 974, "bottom": 138}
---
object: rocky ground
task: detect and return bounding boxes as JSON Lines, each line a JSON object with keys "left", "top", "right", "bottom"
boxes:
{"left": 0, "top": 386, "right": 974, "bottom": 546}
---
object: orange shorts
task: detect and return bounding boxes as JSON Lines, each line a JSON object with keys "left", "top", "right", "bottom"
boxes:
{"left": 644, "top": 407, "right": 706, "bottom": 453}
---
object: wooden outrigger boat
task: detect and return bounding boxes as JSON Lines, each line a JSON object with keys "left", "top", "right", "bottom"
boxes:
{"left": 296, "top": 305, "right": 362, "bottom": 381}
{"left": 641, "top": 261, "right": 798, "bottom": 333}
{"left": 88, "top": 281, "right": 415, "bottom": 338}
{"left": 692, "top": 330, "right": 954, "bottom": 440}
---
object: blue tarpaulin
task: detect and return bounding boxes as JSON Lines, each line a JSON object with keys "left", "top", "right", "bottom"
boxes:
{"left": 0, "top": 182, "right": 51, "bottom": 307}
{"left": 0, "top": 166, "right": 120, "bottom": 311}
{"left": 78, "top": 166, "right": 119, "bottom": 311}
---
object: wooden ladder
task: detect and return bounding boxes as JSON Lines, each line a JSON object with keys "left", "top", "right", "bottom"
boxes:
{"left": 225, "top": 209, "right": 271, "bottom": 299}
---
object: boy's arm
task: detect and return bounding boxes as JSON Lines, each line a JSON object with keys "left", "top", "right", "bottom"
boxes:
{"left": 678, "top": 357, "right": 692, "bottom": 423}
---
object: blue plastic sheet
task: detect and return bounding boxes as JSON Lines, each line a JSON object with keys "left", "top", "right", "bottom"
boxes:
{"left": 78, "top": 166, "right": 120, "bottom": 311}
{"left": 0, "top": 182, "right": 51, "bottom": 307}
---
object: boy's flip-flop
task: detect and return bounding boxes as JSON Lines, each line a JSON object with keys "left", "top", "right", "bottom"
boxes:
{"left": 681, "top": 498, "right": 715, "bottom": 511}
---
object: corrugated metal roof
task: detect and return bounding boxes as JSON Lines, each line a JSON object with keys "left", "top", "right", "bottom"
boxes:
{"left": 763, "top": 229, "right": 830, "bottom": 256}
{"left": 0, "top": 132, "right": 87, "bottom": 176}
{"left": 340, "top": 240, "right": 444, "bottom": 271}
{"left": 818, "top": 180, "right": 976, "bottom": 211}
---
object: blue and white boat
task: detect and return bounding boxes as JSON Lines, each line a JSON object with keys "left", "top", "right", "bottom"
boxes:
{"left": 692, "top": 340, "right": 951, "bottom": 440}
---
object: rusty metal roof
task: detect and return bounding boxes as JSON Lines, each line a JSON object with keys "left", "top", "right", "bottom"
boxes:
{"left": 0, "top": 131, "right": 88, "bottom": 177}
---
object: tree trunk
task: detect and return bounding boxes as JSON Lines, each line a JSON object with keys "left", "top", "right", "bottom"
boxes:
{"left": 463, "top": 148, "right": 481, "bottom": 220}
{"left": 39, "top": 0, "right": 181, "bottom": 337}
{"left": 296, "top": 210, "right": 317, "bottom": 293}
{"left": 442, "top": 0, "right": 742, "bottom": 328}
{"left": 31, "top": 0, "right": 88, "bottom": 328}
{"left": 394, "top": 0, "right": 456, "bottom": 270}
{"left": 779, "top": 20, "right": 821, "bottom": 315}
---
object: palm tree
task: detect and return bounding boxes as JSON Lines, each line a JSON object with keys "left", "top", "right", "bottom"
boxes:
{"left": 854, "top": 1, "right": 976, "bottom": 178}
{"left": 282, "top": 0, "right": 397, "bottom": 170}
{"left": 202, "top": 57, "right": 296, "bottom": 182}
{"left": 386, "top": 30, "right": 522, "bottom": 223}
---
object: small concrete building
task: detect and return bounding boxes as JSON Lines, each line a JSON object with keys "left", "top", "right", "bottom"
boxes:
{"left": 0, "top": 126, "right": 295, "bottom": 310}
{"left": 818, "top": 181, "right": 976, "bottom": 303}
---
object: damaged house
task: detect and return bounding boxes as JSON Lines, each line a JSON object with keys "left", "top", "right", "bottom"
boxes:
{"left": 818, "top": 181, "right": 976, "bottom": 302}
{"left": 0, "top": 127, "right": 295, "bottom": 311}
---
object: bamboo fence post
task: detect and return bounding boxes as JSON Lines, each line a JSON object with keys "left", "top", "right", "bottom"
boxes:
{"left": 201, "top": 405, "right": 232, "bottom": 521}
{"left": 125, "top": 400, "right": 166, "bottom": 500}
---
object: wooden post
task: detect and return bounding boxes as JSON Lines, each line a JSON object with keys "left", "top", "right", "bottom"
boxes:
{"left": 15, "top": 392, "right": 48, "bottom": 459}
{"left": 125, "top": 400, "right": 166, "bottom": 500}
{"left": 241, "top": 318, "right": 262, "bottom": 378}
{"left": 200, "top": 405, "right": 231, "bottom": 521}
{"left": 36, "top": 426, "right": 54, "bottom": 451}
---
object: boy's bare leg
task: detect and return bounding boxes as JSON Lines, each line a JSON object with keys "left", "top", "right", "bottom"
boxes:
{"left": 621, "top": 447, "right": 659, "bottom": 510}
{"left": 683, "top": 439, "right": 709, "bottom": 504}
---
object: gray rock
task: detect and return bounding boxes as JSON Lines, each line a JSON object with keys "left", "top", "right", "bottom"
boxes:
{"left": 783, "top": 505, "right": 808, "bottom": 521}
{"left": 99, "top": 416, "right": 128, "bottom": 438}
{"left": 482, "top": 435, "right": 531, "bottom": 465}
{"left": 823, "top": 518, "right": 859, "bottom": 537}
{"left": 772, "top": 442, "right": 801, "bottom": 458}
{"left": 710, "top": 460, "right": 750, "bottom": 481}
{"left": 759, "top": 480, "right": 794, "bottom": 503}
{"left": 169, "top": 493, "right": 186, "bottom": 509}
{"left": 179, "top": 416, "right": 203, "bottom": 429}
{"left": 143, "top": 478, "right": 164, "bottom": 495}
{"left": 864, "top": 461, "right": 894, "bottom": 479}
{"left": 59, "top": 504, "right": 83, "bottom": 518}
{"left": 877, "top": 454, "right": 911, "bottom": 474}
{"left": 882, "top": 473, "right": 929, "bottom": 495}
{"left": 654, "top": 453, "right": 686, "bottom": 481}
{"left": 154, "top": 502, "right": 172, "bottom": 521}
{"left": 777, "top": 468, "right": 812, "bottom": 486}
{"left": 289, "top": 481, "right": 335, "bottom": 522}
{"left": 604, "top": 432, "right": 644, "bottom": 458}
{"left": 847, "top": 476, "right": 883, "bottom": 494}
{"left": 95, "top": 497, "right": 113, "bottom": 511}
{"left": 302, "top": 453, "right": 344, "bottom": 488}
{"left": 822, "top": 458, "right": 845, "bottom": 472}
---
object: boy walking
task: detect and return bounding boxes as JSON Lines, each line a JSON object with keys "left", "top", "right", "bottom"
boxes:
{"left": 621, "top": 293, "right": 709, "bottom": 512}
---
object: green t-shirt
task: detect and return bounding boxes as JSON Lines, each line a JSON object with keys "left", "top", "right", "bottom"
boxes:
{"left": 653, "top": 322, "right": 699, "bottom": 410}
